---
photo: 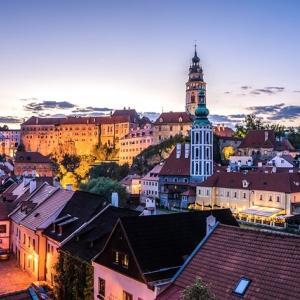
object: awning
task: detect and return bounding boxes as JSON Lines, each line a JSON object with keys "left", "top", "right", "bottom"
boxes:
{"left": 240, "top": 206, "right": 284, "bottom": 218}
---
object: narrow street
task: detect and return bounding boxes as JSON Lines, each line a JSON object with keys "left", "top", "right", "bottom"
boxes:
{"left": 0, "top": 258, "right": 33, "bottom": 296}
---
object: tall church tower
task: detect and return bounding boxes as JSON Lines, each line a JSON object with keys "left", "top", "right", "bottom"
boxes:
{"left": 185, "top": 45, "right": 206, "bottom": 115}
{"left": 190, "top": 84, "right": 213, "bottom": 183}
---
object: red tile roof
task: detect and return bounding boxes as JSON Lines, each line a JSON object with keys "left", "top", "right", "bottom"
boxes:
{"left": 158, "top": 224, "right": 300, "bottom": 300}
{"left": 159, "top": 145, "right": 190, "bottom": 176}
{"left": 238, "top": 130, "right": 294, "bottom": 151}
{"left": 214, "top": 126, "right": 234, "bottom": 137}
{"left": 154, "top": 112, "right": 192, "bottom": 124}
{"left": 21, "top": 113, "right": 135, "bottom": 126}
{"left": 197, "top": 170, "right": 300, "bottom": 193}
{"left": 15, "top": 151, "right": 52, "bottom": 164}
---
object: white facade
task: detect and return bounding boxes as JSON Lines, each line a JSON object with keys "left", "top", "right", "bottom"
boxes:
{"left": 267, "top": 155, "right": 294, "bottom": 168}
{"left": 190, "top": 124, "right": 213, "bottom": 182}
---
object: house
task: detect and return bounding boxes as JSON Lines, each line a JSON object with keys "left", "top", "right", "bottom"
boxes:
{"left": 213, "top": 124, "right": 234, "bottom": 137}
{"left": 14, "top": 151, "right": 54, "bottom": 177}
{"left": 43, "top": 191, "right": 110, "bottom": 285}
{"left": 121, "top": 174, "right": 142, "bottom": 196}
{"left": 9, "top": 182, "right": 73, "bottom": 280}
{"left": 0, "top": 129, "right": 20, "bottom": 157}
{"left": 238, "top": 130, "right": 294, "bottom": 159}
{"left": 158, "top": 224, "right": 300, "bottom": 300}
{"left": 140, "top": 163, "right": 163, "bottom": 203}
{"left": 159, "top": 144, "right": 192, "bottom": 208}
{"left": 153, "top": 112, "right": 191, "bottom": 143}
{"left": 195, "top": 170, "right": 300, "bottom": 226}
{"left": 92, "top": 209, "right": 238, "bottom": 300}
{"left": 267, "top": 154, "right": 296, "bottom": 168}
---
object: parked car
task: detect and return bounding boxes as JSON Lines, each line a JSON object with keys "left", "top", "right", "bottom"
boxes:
{"left": 30, "top": 282, "right": 53, "bottom": 300}
{"left": 0, "top": 248, "right": 9, "bottom": 261}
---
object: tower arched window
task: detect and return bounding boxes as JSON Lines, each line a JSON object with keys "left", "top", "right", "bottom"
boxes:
{"left": 195, "top": 163, "right": 199, "bottom": 175}
{"left": 191, "top": 94, "right": 195, "bottom": 103}
{"left": 195, "top": 132, "right": 199, "bottom": 143}
{"left": 206, "top": 147, "right": 209, "bottom": 159}
{"left": 206, "top": 162, "right": 210, "bottom": 175}
{"left": 206, "top": 132, "right": 210, "bottom": 144}
{"left": 195, "top": 147, "right": 199, "bottom": 159}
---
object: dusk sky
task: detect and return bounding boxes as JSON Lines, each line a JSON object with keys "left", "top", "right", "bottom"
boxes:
{"left": 0, "top": 0, "right": 299, "bottom": 128}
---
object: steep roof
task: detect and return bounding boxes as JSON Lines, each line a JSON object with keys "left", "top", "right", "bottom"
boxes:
{"left": 213, "top": 126, "right": 234, "bottom": 137}
{"left": 159, "top": 224, "right": 300, "bottom": 300}
{"left": 19, "top": 189, "right": 74, "bottom": 231}
{"left": 154, "top": 112, "right": 192, "bottom": 124}
{"left": 9, "top": 183, "right": 58, "bottom": 224}
{"left": 43, "top": 190, "right": 109, "bottom": 243}
{"left": 15, "top": 151, "right": 52, "bottom": 164}
{"left": 142, "top": 163, "right": 164, "bottom": 181}
{"left": 94, "top": 209, "right": 238, "bottom": 283}
{"left": 198, "top": 170, "right": 300, "bottom": 193}
{"left": 62, "top": 206, "right": 139, "bottom": 261}
{"left": 112, "top": 109, "right": 139, "bottom": 123}
{"left": 159, "top": 145, "right": 190, "bottom": 176}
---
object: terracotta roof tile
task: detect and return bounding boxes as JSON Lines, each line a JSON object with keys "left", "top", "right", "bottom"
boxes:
{"left": 154, "top": 112, "right": 192, "bottom": 124}
{"left": 15, "top": 151, "right": 52, "bottom": 164}
{"left": 158, "top": 224, "right": 300, "bottom": 300}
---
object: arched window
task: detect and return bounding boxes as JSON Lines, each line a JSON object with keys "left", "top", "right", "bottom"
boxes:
{"left": 195, "top": 163, "right": 199, "bottom": 174}
{"left": 195, "top": 147, "right": 199, "bottom": 159}
{"left": 191, "top": 94, "right": 195, "bottom": 103}
{"left": 206, "top": 162, "right": 210, "bottom": 174}
{"left": 195, "top": 132, "right": 199, "bottom": 143}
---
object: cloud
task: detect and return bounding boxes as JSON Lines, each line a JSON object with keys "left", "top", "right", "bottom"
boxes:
{"left": 0, "top": 116, "right": 23, "bottom": 123}
{"left": 293, "top": 90, "right": 300, "bottom": 93}
{"left": 249, "top": 86, "right": 285, "bottom": 95}
{"left": 24, "top": 100, "right": 76, "bottom": 112}
{"left": 228, "top": 114, "right": 246, "bottom": 119}
{"left": 241, "top": 86, "right": 251, "bottom": 90}
{"left": 224, "top": 91, "right": 231, "bottom": 94}
{"left": 268, "top": 105, "right": 300, "bottom": 120}
{"left": 72, "top": 106, "right": 113, "bottom": 114}
{"left": 247, "top": 103, "right": 285, "bottom": 114}
{"left": 209, "top": 114, "right": 232, "bottom": 123}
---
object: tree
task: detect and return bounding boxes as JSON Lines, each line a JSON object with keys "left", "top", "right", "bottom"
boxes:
{"left": 182, "top": 277, "right": 216, "bottom": 300}
{"left": 54, "top": 251, "right": 93, "bottom": 300}
{"left": 60, "top": 154, "right": 81, "bottom": 173}
{"left": 92, "top": 144, "right": 119, "bottom": 161}
{"left": 89, "top": 162, "right": 129, "bottom": 181}
{"left": 80, "top": 177, "right": 128, "bottom": 207}
{"left": 234, "top": 114, "right": 264, "bottom": 138}
{"left": 0, "top": 125, "right": 9, "bottom": 131}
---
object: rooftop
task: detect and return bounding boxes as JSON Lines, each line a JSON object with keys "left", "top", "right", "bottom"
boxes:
{"left": 15, "top": 151, "right": 52, "bottom": 164}
{"left": 154, "top": 112, "right": 192, "bottom": 125}
{"left": 159, "top": 224, "right": 300, "bottom": 300}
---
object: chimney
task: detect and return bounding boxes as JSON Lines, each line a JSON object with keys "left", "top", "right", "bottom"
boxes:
{"left": 272, "top": 166, "right": 277, "bottom": 173}
{"left": 265, "top": 131, "right": 268, "bottom": 141}
{"left": 176, "top": 143, "right": 182, "bottom": 159}
{"left": 258, "top": 162, "right": 263, "bottom": 168}
{"left": 206, "top": 215, "right": 216, "bottom": 235}
{"left": 29, "top": 179, "right": 37, "bottom": 194}
{"left": 184, "top": 143, "right": 190, "bottom": 158}
{"left": 111, "top": 192, "right": 119, "bottom": 207}
{"left": 53, "top": 177, "right": 60, "bottom": 188}
{"left": 66, "top": 184, "right": 73, "bottom": 191}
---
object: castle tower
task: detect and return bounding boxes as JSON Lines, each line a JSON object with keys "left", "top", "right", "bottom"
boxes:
{"left": 185, "top": 45, "right": 206, "bottom": 115}
{"left": 190, "top": 84, "right": 213, "bottom": 183}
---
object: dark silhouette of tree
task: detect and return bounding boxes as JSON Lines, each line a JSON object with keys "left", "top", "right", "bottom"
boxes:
{"left": 182, "top": 277, "right": 216, "bottom": 300}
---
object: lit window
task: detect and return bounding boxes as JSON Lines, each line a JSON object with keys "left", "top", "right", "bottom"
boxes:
{"left": 233, "top": 277, "right": 251, "bottom": 296}
{"left": 123, "top": 291, "right": 133, "bottom": 300}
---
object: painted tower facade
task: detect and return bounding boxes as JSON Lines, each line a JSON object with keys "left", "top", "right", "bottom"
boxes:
{"left": 185, "top": 45, "right": 206, "bottom": 115}
{"left": 190, "top": 83, "right": 213, "bottom": 182}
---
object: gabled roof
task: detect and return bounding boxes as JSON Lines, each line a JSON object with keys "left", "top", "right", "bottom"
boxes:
{"left": 112, "top": 109, "right": 139, "bottom": 123}
{"left": 159, "top": 146, "right": 190, "bottom": 176}
{"left": 19, "top": 189, "right": 74, "bottom": 231}
{"left": 9, "top": 183, "right": 57, "bottom": 224}
{"left": 62, "top": 206, "right": 139, "bottom": 262}
{"left": 43, "top": 191, "right": 109, "bottom": 243}
{"left": 94, "top": 210, "right": 238, "bottom": 284}
{"left": 142, "top": 163, "right": 164, "bottom": 181}
{"left": 197, "top": 170, "right": 300, "bottom": 193}
{"left": 15, "top": 151, "right": 52, "bottom": 164}
{"left": 154, "top": 112, "right": 192, "bottom": 124}
{"left": 158, "top": 224, "right": 300, "bottom": 300}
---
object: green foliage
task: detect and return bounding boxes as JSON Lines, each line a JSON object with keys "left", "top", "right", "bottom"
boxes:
{"left": 54, "top": 251, "right": 93, "bottom": 300}
{"left": 92, "top": 143, "right": 119, "bottom": 161}
{"left": 80, "top": 177, "right": 128, "bottom": 207}
{"left": 89, "top": 162, "right": 129, "bottom": 181}
{"left": 131, "top": 134, "right": 189, "bottom": 175}
{"left": 0, "top": 125, "right": 9, "bottom": 131}
{"left": 213, "top": 134, "right": 221, "bottom": 163}
{"left": 16, "top": 143, "right": 25, "bottom": 152}
{"left": 61, "top": 154, "right": 81, "bottom": 173}
{"left": 287, "top": 126, "right": 300, "bottom": 149}
{"left": 182, "top": 277, "right": 216, "bottom": 300}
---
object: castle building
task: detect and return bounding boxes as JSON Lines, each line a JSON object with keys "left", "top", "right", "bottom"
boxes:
{"left": 190, "top": 83, "right": 213, "bottom": 182}
{"left": 185, "top": 45, "right": 206, "bottom": 115}
{"left": 119, "top": 123, "right": 155, "bottom": 165}
{"left": 0, "top": 129, "right": 20, "bottom": 157}
{"left": 20, "top": 109, "right": 140, "bottom": 158}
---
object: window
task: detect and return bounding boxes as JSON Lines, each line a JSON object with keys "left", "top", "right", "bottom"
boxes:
{"left": 259, "top": 195, "right": 263, "bottom": 201}
{"left": 123, "top": 291, "right": 133, "bottom": 300}
{"left": 277, "top": 195, "right": 280, "bottom": 202}
{"left": 269, "top": 195, "right": 272, "bottom": 202}
{"left": 98, "top": 277, "right": 105, "bottom": 299}
{"left": 234, "top": 192, "right": 237, "bottom": 198}
{"left": 233, "top": 277, "right": 251, "bottom": 296}
{"left": 113, "top": 250, "right": 129, "bottom": 268}
{"left": 0, "top": 225, "right": 6, "bottom": 233}
{"left": 32, "top": 239, "right": 36, "bottom": 251}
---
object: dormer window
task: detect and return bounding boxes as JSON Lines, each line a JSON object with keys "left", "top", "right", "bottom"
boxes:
{"left": 179, "top": 117, "right": 183, "bottom": 122}
{"left": 113, "top": 250, "right": 129, "bottom": 269}
{"left": 242, "top": 180, "right": 249, "bottom": 188}
{"left": 159, "top": 118, "right": 163, "bottom": 123}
